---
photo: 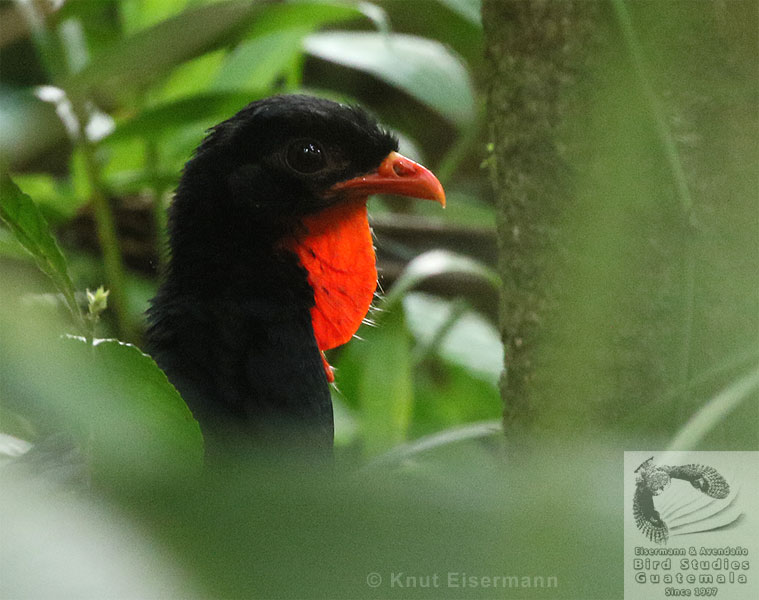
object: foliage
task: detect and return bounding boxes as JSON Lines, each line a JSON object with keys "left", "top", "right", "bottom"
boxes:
{"left": 0, "top": 1, "right": 756, "bottom": 598}
{"left": 1, "top": 0, "right": 497, "bottom": 457}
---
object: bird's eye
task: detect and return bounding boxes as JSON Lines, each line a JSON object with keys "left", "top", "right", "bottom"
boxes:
{"left": 286, "top": 140, "right": 326, "bottom": 174}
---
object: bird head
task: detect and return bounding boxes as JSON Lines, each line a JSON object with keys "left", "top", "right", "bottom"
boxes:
{"left": 173, "top": 95, "right": 443, "bottom": 236}
{"left": 165, "top": 94, "right": 445, "bottom": 381}
{"left": 646, "top": 468, "right": 671, "bottom": 495}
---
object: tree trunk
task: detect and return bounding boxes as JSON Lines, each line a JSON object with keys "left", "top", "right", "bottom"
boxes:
{"left": 483, "top": 0, "right": 759, "bottom": 445}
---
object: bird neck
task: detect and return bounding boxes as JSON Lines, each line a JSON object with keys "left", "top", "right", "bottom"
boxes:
{"left": 283, "top": 199, "right": 377, "bottom": 353}
{"left": 147, "top": 217, "right": 334, "bottom": 450}
{"left": 162, "top": 185, "right": 303, "bottom": 298}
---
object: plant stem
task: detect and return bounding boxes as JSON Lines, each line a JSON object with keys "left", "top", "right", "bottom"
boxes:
{"left": 74, "top": 104, "right": 132, "bottom": 341}
{"left": 18, "top": 1, "right": 131, "bottom": 340}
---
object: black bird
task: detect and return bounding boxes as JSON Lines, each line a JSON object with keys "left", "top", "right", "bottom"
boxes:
{"left": 633, "top": 457, "right": 730, "bottom": 544}
{"left": 145, "top": 95, "right": 445, "bottom": 454}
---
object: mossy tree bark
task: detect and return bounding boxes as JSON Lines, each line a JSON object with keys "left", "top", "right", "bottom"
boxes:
{"left": 483, "top": 0, "right": 759, "bottom": 446}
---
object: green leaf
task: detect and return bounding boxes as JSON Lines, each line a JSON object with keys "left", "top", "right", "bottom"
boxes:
{"left": 362, "top": 419, "right": 501, "bottom": 471}
{"left": 408, "top": 190, "right": 497, "bottom": 227}
{"left": 412, "top": 361, "right": 502, "bottom": 437}
{"left": 82, "top": 337, "right": 204, "bottom": 482}
{"left": 213, "top": 28, "right": 310, "bottom": 92}
{"left": 10, "top": 173, "right": 83, "bottom": 222}
{"left": 403, "top": 292, "right": 503, "bottom": 386}
{"left": 119, "top": 0, "right": 192, "bottom": 34}
{"left": 64, "top": 1, "right": 267, "bottom": 106}
{"left": 109, "top": 92, "right": 262, "bottom": 143}
{"left": 0, "top": 86, "right": 68, "bottom": 169}
{"left": 384, "top": 249, "right": 499, "bottom": 307}
{"left": 667, "top": 367, "right": 759, "bottom": 451}
{"left": 212, "top": 2, "right": 363, "bottom": 92}
{"left": 336, "top": 309, "right": 414, "bottom": 456}
{"left": 155, "top": 50, "right": 227, "bottom": 102}
{"left": 436, "top": 0, "right": 482, "bottom": 25}
{"left": 303, "top": 31, "right": 475, "bottom": 126}
{"left": 0, "top": 271, "right": 204, "bottom": 488}
{"left": 0, "top": 227, "right": 32, "bottom": 261}
{"left": 360, "top": 309, "right": 414, "bottom": 456}
{"left": 0, "top": 176, "right": 83, "bottom": 329}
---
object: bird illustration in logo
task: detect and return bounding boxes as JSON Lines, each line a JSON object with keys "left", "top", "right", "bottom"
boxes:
{"left": 633, "top": 457, "right": 731, "bottom": 544}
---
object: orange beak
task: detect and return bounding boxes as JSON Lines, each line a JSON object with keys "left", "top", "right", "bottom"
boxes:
{"left": 330, "top": 151, "right": 446, "bottom": 206}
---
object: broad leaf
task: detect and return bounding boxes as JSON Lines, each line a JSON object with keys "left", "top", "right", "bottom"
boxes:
{"left": 64, "top": 1, "right": 266, "bottom": 106}
{"left": 667, "top": 367, "right": 759, "bottom": 451}
{"left": 212, "top": 29, "right": 310, "bottom": 92}
{"left": 304, "top": 31, "right": 475, "bottom": 126}
{"left": 335, "top": 309, "right": 414, "bottom": 456}
{"left": 384, "top": 249, "right": 499, "bottom": 307}
{"left": 363, "top": 420, "right": 501, "bottom": 471}
{"left": 82, "top": 337, "right": 204, "bottom": 482}
{"left": 360, "top": 309, "right": 414, "bottom": 456}
{"left": 0, "top": 176, "right": 83, "bottom": 329}
{"left": 0, "top": 325, "right": 204, "bottom": 487}
{"left": 11, "top": 173, "right": 83, "bottom": 222}
{"left": 0, "top": 86, "right": 68, "bottom": 169}
{"left": 212, "top": 2, "right": 363, "bottom": 92}
{"left": 403, "top": 292, "right": 503, "bottom": 386}
{"left": 436, "top": 0, "right": 482, "bottom": 25}
{"left": 109, "top": 92, "right": 258, "bottom": 143}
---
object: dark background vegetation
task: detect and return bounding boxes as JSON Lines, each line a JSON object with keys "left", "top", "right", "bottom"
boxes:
{"left": 0, "top": 1, "right": 756, "bottom": 598}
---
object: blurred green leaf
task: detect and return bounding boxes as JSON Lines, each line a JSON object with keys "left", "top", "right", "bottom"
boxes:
{"left": 384, "top": 249, "right": 499, "bottom": 307}
{"left": 10, "top": 174, "right": 82, "bottom": 222}
{"left": 154, "top": 50, "right": 227, "bottom": 102}
{"left": 213, "top": 28, "right": 310, "bottom": 92}
{"left": 119, "top": 0, "right": 192, "bottom": 34}
{"left": 0, "top": 228, "right": 32, "bottom": 261}
{"left": 436, "top": 0, "right": 482, "bottom": 25}
{"left": 1, "top": 471, "right": 195, "bottom": 598}
{"left": 335, "top": 308, "right": 414, "bottom": 455}
{"left": 64, "top": 1, "right": 266, "bottom": 106}
{"left": 331, "top": 392, "right": 359, "bottom": 447}
{"left": 212, "top": 2, "right": 364, "bottom": 92}
{"left": 358, "top": 309, "right": 414, "bottom": 455}
{"left": 667, "top": 367, "right": 759, "bottom": 451}
{"left": 0, "top": 87, "right": 69, "bottom": 169}
{"left": 412, "top": 361, "right": 502, "bottom": 437}
{"left": 404, "top": 292, "right": 502, "bottom": 386}
{"left": 247, "top": 0, "right": 364, "bottom": 35}
{"left": 99, "top": 136, "right": 146, "bottom": 183}
{"left": 410, "top": 189, "right": 496, "bottom": 227}
{"left": 304, "top": 31, "right": 475, "bottom": 126}
{"left": 0, "top": 302, "right": 204, "bottom": 488}
{"left": 108, "top": 92, "right": 261, "bottom": 143}
{"left": 363, "top": 419, "right": 500, "bottom": 470}
{"left": 0, "top": 177, "right": 83, "bottom": 329}
{"left": 1, "top": 439, "right": 622, "bottom": 599}
{"left": 80, "top": 337, "right": 204, "bottom": 480}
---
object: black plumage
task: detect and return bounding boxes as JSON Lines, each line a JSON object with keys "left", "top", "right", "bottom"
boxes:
{"left": 146, "top": 95, "right": 401, "bottom": 453}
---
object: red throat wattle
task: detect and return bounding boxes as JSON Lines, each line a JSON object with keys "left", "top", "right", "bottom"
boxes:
{"left": 285, "top": 151, "right": 445, "bottom": 384}
{"left": 287, "top": 200, "right": 377, "bottom": 382}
